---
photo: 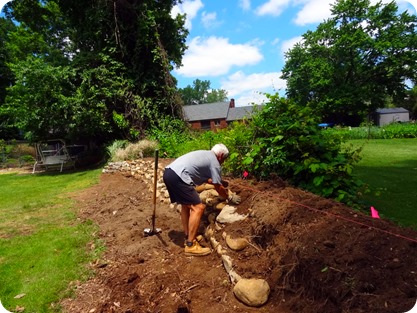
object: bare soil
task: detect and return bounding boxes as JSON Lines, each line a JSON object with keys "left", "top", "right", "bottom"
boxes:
{"left": 61, "top": 158, "right": 417, "bottom": 313}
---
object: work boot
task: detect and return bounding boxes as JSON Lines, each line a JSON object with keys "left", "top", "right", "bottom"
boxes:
{"left": 184, "top": 240, "right": 211, "bottom": 257}
{"left": 184, "top": 235, "right": 204, "bottom": 246}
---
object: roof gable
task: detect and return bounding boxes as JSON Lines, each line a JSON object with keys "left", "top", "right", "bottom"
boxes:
{"left": 227, "top": 105, "right": 261, "bottom": 121}
{"left": 375, "top": 107, "right": 409, "bottom": 114}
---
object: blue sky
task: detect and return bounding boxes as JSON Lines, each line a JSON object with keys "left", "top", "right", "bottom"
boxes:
{"left": 171, "top": 0, "right": 417, "bottom": 106}
{"left": 1, "top": 0, "right": 416, "bottom": 106}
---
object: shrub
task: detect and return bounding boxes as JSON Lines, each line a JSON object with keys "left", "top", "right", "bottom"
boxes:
{"left": 124, "top": 140, "right": 158, "bottom": 159}
{"left": 0, "top": 140, "right": 36, "bottom": 167}
{"left": 106, "top": 140, "right": 128, "bottom": 162}
{"left": 147, "top": 117, "right": 192, "bottom": 157}
{"left": 107, "top": 139, "right": 158, "bottom": 162}
{"left": 323, "top": 122, "right": 417, "bottom": 140}
{"left": 224, "top": 94, "right": 364, "bottom": 207}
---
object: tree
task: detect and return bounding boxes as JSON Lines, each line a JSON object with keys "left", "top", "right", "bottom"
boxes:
{"left": 281, "top": 0, "right": 417, "bottom": 126}
{"left": 1, "top": 0, "right": 72, "bottom": 140}
{"left": 402, "top": 85, "right": 417, "bottom": 119}
{"left": 206, "top": 88, "right": 229, "bottom": 104}
{"left": 5, "top": 57, "right": 76, "bottom": 141}
{"left": 57, "top": 0, "right": 188, "bottom": 120}
{"left": 179, "top": 79, "right": 228, "bottom": 105}
{"left": 1, "top": 0, "right": 188, "bottom": 142}
{"left": 0, "top": 18, "right": 15, "bottom": 104}
{"left": 0, "top": 18, "right": 19, "bottom": 139}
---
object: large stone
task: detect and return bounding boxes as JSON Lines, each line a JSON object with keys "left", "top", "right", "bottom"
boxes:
{"left": 224, "top": 234, "right": 248, "bottom": 251}
{"left": 233, "top": 278, "right": 270, "bottom": 307}
{"left": 216, "top": 205, "right": 247, "bottom": 223}
{"left": 199, "top": 189, "right": 220, "bottom": 206}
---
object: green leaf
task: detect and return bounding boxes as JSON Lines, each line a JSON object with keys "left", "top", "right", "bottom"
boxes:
{"left": 313, "top": 175, "right": 324, "bottom": 186}
{"left": 309, "top": 163, "right": 321, "bottom": 173}
{"left": 242, "top": 156, "right": 254, "bottom": 165}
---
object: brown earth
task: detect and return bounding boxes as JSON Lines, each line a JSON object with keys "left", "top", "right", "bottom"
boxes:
{"left": 61, "top": 158, "right": 417, "bottom": 313}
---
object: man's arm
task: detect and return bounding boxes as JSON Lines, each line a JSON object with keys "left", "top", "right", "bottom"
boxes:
{"left": 213, "top": 183, "right": 228, "bottom": 199}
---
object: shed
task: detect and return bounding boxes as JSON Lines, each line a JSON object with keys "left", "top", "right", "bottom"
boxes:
{"left": 373, "top": 107, "right": 410, "bottom": 126}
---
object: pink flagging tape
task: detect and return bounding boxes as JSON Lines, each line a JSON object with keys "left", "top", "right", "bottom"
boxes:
{"left": 371, "top": 206, "right": 380, "bottom": 219}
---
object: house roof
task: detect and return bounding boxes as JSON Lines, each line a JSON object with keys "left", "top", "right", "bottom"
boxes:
{"left": 375, "top": 107, "right": 409, "bottom": 114}
{"left": 226, "top": 105, "right": 261, "bottom": 122}
{"left": 183, "top": 102, "right": 230, "bottom": 121}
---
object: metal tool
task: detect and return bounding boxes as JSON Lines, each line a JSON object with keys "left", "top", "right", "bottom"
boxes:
{"left": 144, "top": 149, "right": 162, "bottom": 236}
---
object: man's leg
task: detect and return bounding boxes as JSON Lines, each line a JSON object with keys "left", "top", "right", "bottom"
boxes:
{"left": 187, "top": 203, "right": 206, "bottom": 242}
{"left": 181, "top": 204, "right": 191, "bottom": 237}
{"left": 183, "top": 202, "right": 210, "bottom": 256}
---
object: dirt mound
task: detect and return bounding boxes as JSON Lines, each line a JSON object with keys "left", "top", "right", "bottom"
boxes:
{"left": 61, "top": 159, "right": 417, "bottom": 313}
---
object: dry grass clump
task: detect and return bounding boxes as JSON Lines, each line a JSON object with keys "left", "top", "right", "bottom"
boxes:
{"left": 109, "top": 139, "right": 158, "bottom": 162}
{"left": 13, "top": 143, "right": 36, "bottom": 158}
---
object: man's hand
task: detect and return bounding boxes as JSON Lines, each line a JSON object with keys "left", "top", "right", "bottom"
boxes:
{"left": 228, "top": 193, "right": 241, "bottom": 205}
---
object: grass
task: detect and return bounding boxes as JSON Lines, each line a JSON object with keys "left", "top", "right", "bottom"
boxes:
{"left": 0, "top": 169, "right": 102, "bottom": 313}
{"left": 351, "top": 138, "right": 417, "bottom": 229}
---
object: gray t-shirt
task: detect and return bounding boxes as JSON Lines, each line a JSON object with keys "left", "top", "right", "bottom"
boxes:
{"left": 166, "top": 150, "right": 222, "bottom": 186}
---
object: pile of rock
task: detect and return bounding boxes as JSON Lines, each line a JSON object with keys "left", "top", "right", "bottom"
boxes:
{"left": 102, "top": 160, "right": 270, "bottom": 307}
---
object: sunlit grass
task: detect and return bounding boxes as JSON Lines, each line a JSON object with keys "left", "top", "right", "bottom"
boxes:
{"left": 0, "top": 169, "right": 102, "bottom": 312}
{"left": 351, "top": 139, "right": 417, "bottom": 228}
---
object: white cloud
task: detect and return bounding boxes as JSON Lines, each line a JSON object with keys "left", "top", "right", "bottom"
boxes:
{"left": 280, "top": 36, "right": 303, "bottom": 57}
{"left": 271, "top": 38, "right": 280, "bottom": 46}
{"left": 171, "top": 0, "right": 204, "bottom": 30}
{"left": 239, "top": 0, "right": 251, "bottom": 11}
{"left": 0, "top": 0, "right": 11, "bottom": 11}
{"left": 174, "top": 36, "right": 263, "bottom": 77}
{"left": 235, "top": 92, "right": 270, "bottom": 106}
{"left": 255, "top": 0, "right": 291, "bottom": 16}
{"left": 221, "top": 71, "right": 286, "bottom": 105}
{"left": 388, "top": 0, "right": 417, "bottom": 12}
{"left": 201, "top": 11, "right": 222, "bottom": 29}
{"left": 293, "top": 0, "right": 333, "bottom": 25}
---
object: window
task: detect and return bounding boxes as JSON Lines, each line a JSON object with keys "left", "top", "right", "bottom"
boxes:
{"left": 201, "top": 120, "right": 211, "bottom": 130}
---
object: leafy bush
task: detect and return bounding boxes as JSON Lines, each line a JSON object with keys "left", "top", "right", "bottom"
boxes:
{"left": 0, "top": 140, "right": 36, "bottom": 167}
{"left": 224, "top": 94, "right": 364, "bottom": 207}
{"left": 147, "top": 117, "right": 193, "bottom": 157}
{"left": 379, "top": 122, "right": 417, "bottom": 138}
{"left": 173, "top": 130, "right": 230, "bottom": 156}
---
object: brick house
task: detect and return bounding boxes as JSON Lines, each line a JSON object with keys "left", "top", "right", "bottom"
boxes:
{"left": 183, "top": 99, "right": 260, "bottom": 131}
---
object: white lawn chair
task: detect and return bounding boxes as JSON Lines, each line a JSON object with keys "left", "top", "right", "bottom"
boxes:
{"left": 32, "top": 139, "right": 76, "bottom": 173}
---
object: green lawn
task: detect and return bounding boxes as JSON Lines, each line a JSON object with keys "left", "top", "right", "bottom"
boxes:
{"left": 351, "top": 138, "right": 417, "bottom": 229}
{"left": 0, "top": 169, "right": 102, "bottom": 313}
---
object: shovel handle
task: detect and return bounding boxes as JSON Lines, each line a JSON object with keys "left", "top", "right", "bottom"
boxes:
{"left": 152, "top": 149, "right": 159, "bottom": 231}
